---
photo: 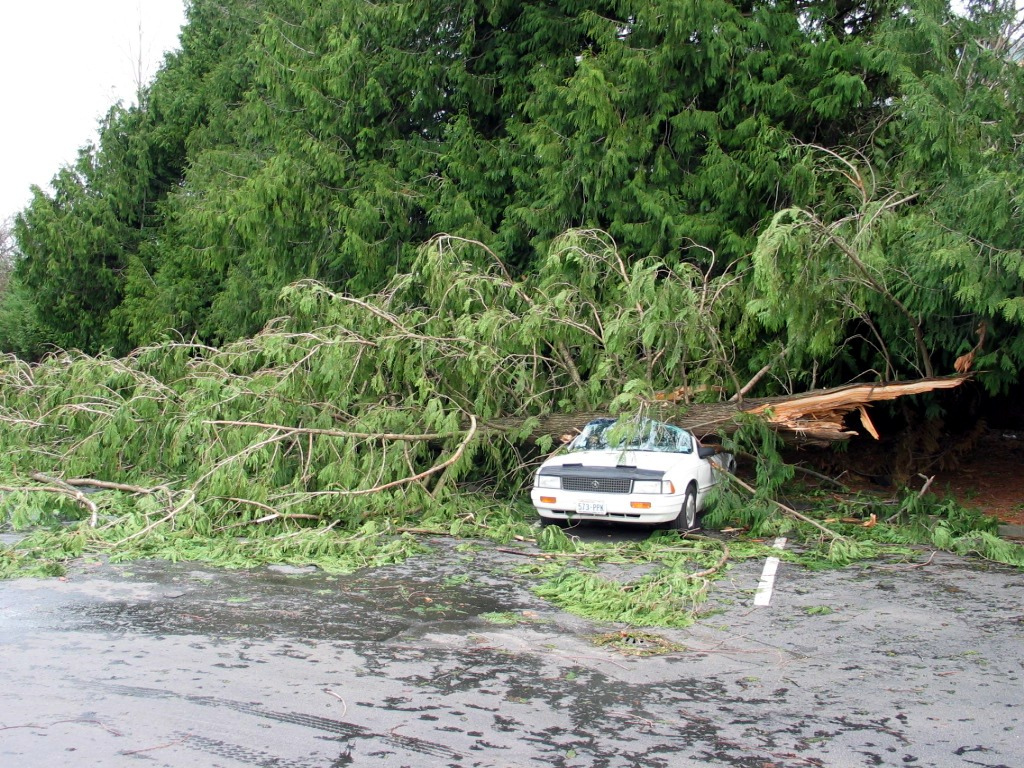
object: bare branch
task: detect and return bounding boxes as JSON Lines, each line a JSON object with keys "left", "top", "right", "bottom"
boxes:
{"left": 273, "top": 415, "right": 478, "bottom": 499}
{"left": 60, "top": 477, "right": 166, "bottom": 495}
{"left": 203, "top": 419, "right": 459, "bottom": 442}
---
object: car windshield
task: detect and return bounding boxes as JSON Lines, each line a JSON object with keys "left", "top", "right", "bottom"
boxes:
{"left": 567, "top": 419, "right": 693, "bottom": 454}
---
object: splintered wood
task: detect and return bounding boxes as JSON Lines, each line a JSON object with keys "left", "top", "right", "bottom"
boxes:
{"left": 740, "top": 376, "right": 968, "bottom": 444}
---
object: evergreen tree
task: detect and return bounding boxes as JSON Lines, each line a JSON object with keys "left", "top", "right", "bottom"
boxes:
{"left": 13, "top": 147, "right": 131, "bottom": 353}
{"left": 751, "top": 0, "right": 1024, "bottom": 392}
{"left": 5, "top": 0, "right": 1023, "bottom": 401}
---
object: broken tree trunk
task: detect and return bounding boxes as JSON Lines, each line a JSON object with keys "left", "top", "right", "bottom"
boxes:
{"left": 493, "top": 375, "right": 969, "bottom": 445}
{"left": 735, "top": 375, "right": 968, "bottom": 443}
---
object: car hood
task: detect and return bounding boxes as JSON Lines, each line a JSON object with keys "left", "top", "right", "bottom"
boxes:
{"left": 540, "top": 450, "right": 689, "bottom": 472}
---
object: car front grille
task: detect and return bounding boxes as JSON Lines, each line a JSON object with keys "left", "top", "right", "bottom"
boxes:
{"left": 562, "top": 476, "right": 632, "bottom": 494}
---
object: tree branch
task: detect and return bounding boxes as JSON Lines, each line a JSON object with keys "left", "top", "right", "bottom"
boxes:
{"left": 274, "top": 415, "right": 478, "bottom": 498}
{"left": 0, "top": 478, "right": 100, "bottom": 527}
{"left": 114, "top": 491, "right": 195, "bottom": 546}
{"left": 203, "top": 419, "right": 458, "bottom": 442}
{"left": 718, "top": 470, "right": 844, "bottom": 540}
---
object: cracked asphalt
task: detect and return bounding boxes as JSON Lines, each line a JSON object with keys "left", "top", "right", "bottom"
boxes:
{"left": 0, "top": 535, "right": 1021, "bottom": 767}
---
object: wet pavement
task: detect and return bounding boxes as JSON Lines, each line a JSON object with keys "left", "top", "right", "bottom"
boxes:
{"left": 0, "top": 537, "right": 1021, "bottom": 767}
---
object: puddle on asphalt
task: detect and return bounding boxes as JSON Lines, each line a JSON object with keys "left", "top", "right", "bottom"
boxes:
{"left": 59, "top": 553, "right": 538, "bottom": 643}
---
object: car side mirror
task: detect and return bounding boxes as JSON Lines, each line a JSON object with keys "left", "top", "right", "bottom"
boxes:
{"left": 698, "top": 445, "right": 716, "bottom": 459}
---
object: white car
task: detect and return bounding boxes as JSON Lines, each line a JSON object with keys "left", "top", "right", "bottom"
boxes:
{"left": 530, "top": 418, "right": 734, "bottom": 530}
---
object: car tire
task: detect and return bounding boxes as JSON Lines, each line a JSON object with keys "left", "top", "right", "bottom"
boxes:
{"left": 669, "top": 484, "right": 698, "bottom": 531}
{"left": 538, "top": 515, "right": 570, "bottom": 528}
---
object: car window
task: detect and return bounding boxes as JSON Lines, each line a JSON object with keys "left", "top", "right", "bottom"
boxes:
{"left": 568, "top": 420, "right": 693, "bottom": 453}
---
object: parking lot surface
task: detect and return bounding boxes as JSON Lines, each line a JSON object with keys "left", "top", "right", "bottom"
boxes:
{"left": 0, "top": 538, "right": 1021, "bottom": 767}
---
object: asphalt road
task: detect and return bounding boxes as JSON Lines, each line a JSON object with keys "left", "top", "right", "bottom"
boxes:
{"left": 0, "top": 536, "right": 1021, "bottom": 767}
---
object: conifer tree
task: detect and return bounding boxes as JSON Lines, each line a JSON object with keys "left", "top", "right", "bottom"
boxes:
{"left": 5, "top": 0, "right": 1023, "bottom": 400}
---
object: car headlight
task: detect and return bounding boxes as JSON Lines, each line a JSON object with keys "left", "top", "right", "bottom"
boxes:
{"left": 536, "top": 474, "right": 561, "bottom": 489}
{"left": 632, "top": 479, "right": 673, "bottom": 494}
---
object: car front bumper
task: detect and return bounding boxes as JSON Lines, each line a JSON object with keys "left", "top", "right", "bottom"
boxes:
{"left": 530, "top": 488, "right": 684, "bottom": 525}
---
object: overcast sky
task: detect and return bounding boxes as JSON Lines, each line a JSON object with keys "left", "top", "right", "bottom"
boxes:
{"left": 1, "top": 1, "right": 187, "bottom": 224}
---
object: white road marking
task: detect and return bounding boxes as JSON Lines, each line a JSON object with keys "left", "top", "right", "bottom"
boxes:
{"left": 753, "top": 537, "right": 788, "bottom": 607}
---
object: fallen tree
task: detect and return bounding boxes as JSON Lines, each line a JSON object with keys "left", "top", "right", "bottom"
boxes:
{"left": 0, "top": 232, "right": 978, "bottom": 539}
{"left": 485, "top": 376, "right": 969, "bottom": 445}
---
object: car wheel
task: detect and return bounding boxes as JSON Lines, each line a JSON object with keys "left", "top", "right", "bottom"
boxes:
{"left": 669, "top": 484, "right": 698, "bottom": 531}
{"left": 538, "top": 515, "right": 570, "bottom": 528}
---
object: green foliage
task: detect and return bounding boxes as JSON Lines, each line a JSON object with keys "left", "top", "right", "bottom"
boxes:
{"left": 481, "top": 611, "right": 532, "bottom": 626}
{"left": 528, "top": 535, "right": 728, "bottom": 627}
{"left": 0, "top": 279, "right": 44, "bottom": 360}
{"left": 0, "top": 543, "right": 68, "bottom": 579}
{"left": 12, "top": 154, "right": 131, "bottom": 354}
{"left": 728, "top": 479, "right": 1024, "bottom": 569}
{"left": 0, "top": 518, "right": 429, "bottom": 580}
{"left": 532, "top": 566, "right": 705, "bottom": 627}
{"left": 803, "top": 605, "right": 834, "bottom": 616}
{"left": 883, "top": 491, "right": 1024, "bottom": 566}
{"left": 702, "top": 416, "right": 794, "bottom": 534}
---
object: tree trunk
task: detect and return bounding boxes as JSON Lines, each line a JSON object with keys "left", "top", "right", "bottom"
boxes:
{"left": 489, "top": 376, "right": 969, "bottom": 445}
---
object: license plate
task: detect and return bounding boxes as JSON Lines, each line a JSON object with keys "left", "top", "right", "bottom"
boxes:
{"left": 577, "top": 501, "right": 607, "bottom": 515}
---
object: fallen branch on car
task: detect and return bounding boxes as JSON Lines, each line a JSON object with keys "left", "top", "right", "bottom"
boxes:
{"left": 503, "top": 375, "right": 969, "bottom": 446}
